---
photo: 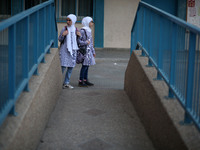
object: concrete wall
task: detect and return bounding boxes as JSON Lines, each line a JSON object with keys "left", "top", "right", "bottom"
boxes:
{"left": 104, "top": 0, "right": 139, "bottom": 48}
{"left": 124, "top": 50, "right": 200, "bottom": 150}
{"left": 0, "top": 48, "right": 62, "bottom": 150}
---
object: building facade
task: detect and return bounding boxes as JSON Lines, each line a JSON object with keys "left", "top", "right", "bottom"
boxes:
{"left": 56, "top": 0, "right": 139, "bottom": 48}
{"left": 0, "top": 0, "right": 190, "bottom": 48}
{"left": 56, "top": 0, "right": 189, "bottom": 49}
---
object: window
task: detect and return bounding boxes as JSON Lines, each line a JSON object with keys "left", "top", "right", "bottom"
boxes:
{"left": 56, "top": 0, "right": 93, "bottom": 22}
{"left": 25, "top": 0, "right": 49, "bottom": 10}
{"left": 0, "top": 0, "right": 11, "bottom": 19}
{"left": 61, "top": 0, "right": 75, "bottom": 16}
{"left": 78, "top": 0, "right": 93, "bottom": 17}
{"left": 25, "top": 0, "right": 40, "bottom": 10}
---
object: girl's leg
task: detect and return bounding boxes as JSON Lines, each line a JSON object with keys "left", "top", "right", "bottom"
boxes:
{"left": 83, "top": 66, "right": 89, "bottom": 81}
{"left": 79, "top": 65, "right": 87, "bottom": 81}
{"left": 83, "top": 66, "right": 94, "bottom": 86}
{"left": 79, "top": 65, "right": 88, "bottom": 87}
{"left": 63, "top": 67, "right": 74, "bottom": 89}
{"left": 61, "top": 66, "right": 66, "bottom": 74}
{"left": 64, "top": 67, "right": 73, "bottom": 84}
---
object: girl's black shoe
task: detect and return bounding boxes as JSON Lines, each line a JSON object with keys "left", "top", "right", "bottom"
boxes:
{"left": 84, "top": 81, "right": 94, "bottom": 86}
{"left": 78, "top": 81, "right": 88, "bottom": 87}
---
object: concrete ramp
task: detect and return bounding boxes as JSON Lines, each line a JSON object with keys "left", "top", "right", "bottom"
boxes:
{"left": 37, "top": 49, "right": 155, "bottom": 150}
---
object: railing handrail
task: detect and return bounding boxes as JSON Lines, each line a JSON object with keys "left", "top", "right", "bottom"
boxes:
{"left": 0, "top": 0, "right": 57, "bottom": 126}
{"left": 0, "top": 0, "right": 53, "bottom": 31}
{"left": 139, "top": 1, "right": 200, "bottom": 34}
{"left": 131, "top": 1, "right": 200, "bottom": 131}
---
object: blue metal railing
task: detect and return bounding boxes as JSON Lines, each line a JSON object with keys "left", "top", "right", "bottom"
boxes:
{"left": 131, "top": 1, "right": 200, "bottom": 131}
{"left": 0, "top": 0, "right": 58, "bottom": 126}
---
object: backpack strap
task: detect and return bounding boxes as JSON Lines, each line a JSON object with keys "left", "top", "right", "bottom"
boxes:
{"left": 81, "top": 28, "right": 87, "bottom": 39}
{"left": 60, "top": 26, "right": 68, "bottom": 46}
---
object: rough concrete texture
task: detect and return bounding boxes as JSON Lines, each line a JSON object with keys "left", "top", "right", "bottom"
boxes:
{"left": 0, "top": 48, "right": 62, "bottom": 150}
{"left": 124, "top": 50, "right": 200, "bottom": 150}
{"left": 37, "top": 49, "right": 155, "bottom": 150}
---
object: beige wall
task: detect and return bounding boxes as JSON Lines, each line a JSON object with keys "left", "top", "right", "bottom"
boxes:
{"left": 104, "top": 0, "right": 139, "bottom": 48}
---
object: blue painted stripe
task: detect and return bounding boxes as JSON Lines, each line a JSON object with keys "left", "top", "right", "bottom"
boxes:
{"left": 94, "top": 0, "right": 104, "bottom": 48}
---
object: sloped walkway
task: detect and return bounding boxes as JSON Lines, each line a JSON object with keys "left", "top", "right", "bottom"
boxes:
{"left": 36, "top": 49, "right": 155, "bottom": 150}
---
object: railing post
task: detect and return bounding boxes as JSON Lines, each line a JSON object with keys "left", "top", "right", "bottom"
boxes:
{"left": 183, "top": 32, "right": 196, "bottom": 124}
{"left": 8, "top": 24, "right": 17, "bottom": 115}
{"left": 141, "top": 8, "right": 146, "bottom": 57}
{"left": 44, "top": 7, "right": 47, "bottom": 51}
{"left": 147, "top": 11, "right": 153, "bottom": 67}
{"left": 8, "top": 25, "right": 16, "bottom": 100}
{"left": 167, "top": 23, "right": 177, "bottom": 99}
{"left": 41, "top": 8, "right": 46, "bottom": 64}
{"left": 24, "top": 17, "right": 30, "bottom": 92}
{"left": 34, "top": 11, "right": 39, "bottom": 75}
{"left": 53, "top": 2, "right": 58, "bottom": 48}
{"left": 47, "top": 5, "right": 51, "bottom": 54}
{"left": 157, "top": 16, "right": 163, "bottom": 80}
{"left": 9, "top": 106, "right": 17, "bottom": 116}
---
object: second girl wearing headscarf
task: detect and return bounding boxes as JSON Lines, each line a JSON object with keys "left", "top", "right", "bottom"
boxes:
{"left": 77, "top": 16, "right": 96, "bottom": 87}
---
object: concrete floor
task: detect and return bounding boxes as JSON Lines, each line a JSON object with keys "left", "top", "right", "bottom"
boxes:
{"left": 36, "top": 49, "right": 155, "bottom": 150}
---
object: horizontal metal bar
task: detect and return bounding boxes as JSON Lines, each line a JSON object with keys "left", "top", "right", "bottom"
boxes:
{"left": 0, "top": 1, "right": 57, "bottom": 127}
{"left": 140, "top": 1, "right": 200, "bottom": 34}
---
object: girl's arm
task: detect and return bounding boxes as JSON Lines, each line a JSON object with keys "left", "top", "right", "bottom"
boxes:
{"left": 77, "top": 29, "right": 88, "bottom": 46}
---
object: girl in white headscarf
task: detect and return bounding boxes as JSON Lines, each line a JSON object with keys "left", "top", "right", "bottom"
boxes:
{"left": 58, "top": 14, "right": 81, "bottom": 89}
{"left": 77, "top": 16, "right": 96, "bottom": 87}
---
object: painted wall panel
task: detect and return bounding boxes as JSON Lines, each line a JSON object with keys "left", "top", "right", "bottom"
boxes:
{"left": 94, "top": 0, "right": 104, "bottom": 48}
{"left": 104, "top": 0, "right": 139, "bottom": 48}
{"left": 177, "top": 0, "right": 187, "bottom": 20}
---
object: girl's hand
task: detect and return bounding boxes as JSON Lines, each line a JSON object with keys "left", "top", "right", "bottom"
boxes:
{"left": 86, "top": 40, "right": 90, "bottom": 45}
{"left": 93, "top": 54, "right": 96, "bottom": 57}
{"left": 77, "top": 31, "right": 81, "bottom": 37}
{"left": 62, "top": 30, "right": 68, "bottom": 36}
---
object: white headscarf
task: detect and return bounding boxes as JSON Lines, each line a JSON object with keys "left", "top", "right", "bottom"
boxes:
{"left": 66, "top": 14, "right": 78, "bottom": 55}
{"left": 81, "top": 16, "right": 93, "bottom": 33}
